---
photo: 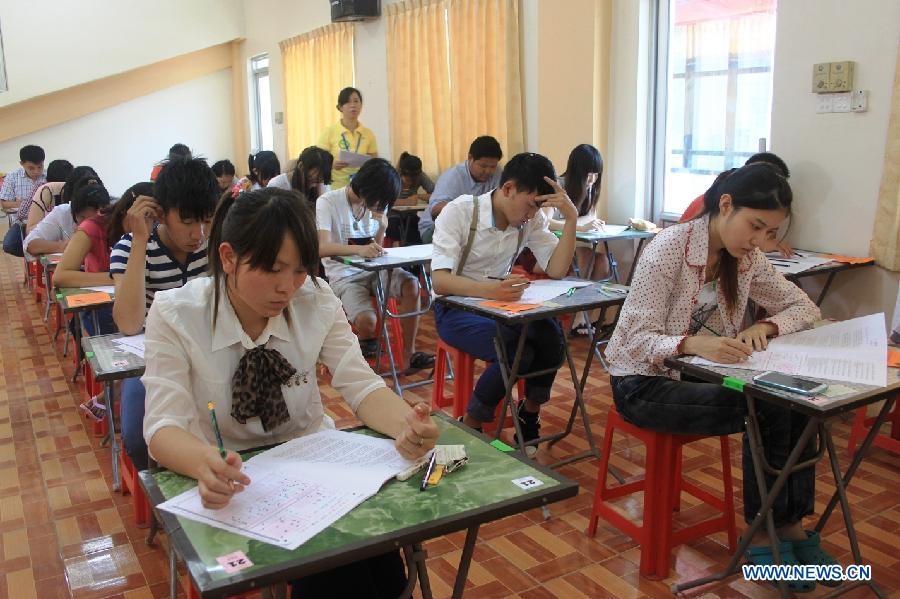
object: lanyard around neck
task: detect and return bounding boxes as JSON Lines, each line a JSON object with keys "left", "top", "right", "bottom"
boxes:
{"left": 340, "top": 131, "right": 362, "bottom": 153}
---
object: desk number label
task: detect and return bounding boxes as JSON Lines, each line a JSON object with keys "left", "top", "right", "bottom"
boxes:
{"left": 216, "top": 550, "right": 253, "bottom": 573}
{"left": 512, "top": 476, "right": 544, "bottom": 490}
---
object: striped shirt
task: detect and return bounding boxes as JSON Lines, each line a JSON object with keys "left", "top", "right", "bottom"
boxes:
{"left": 109, "top": 226, "right": 208, "bottom": 314}
{"left": 0, "top": 168, "right": 46, "bottom": 221}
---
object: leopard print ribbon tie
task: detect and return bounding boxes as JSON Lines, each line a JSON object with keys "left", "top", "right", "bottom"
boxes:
{"left": 231, "top": 346, "right": 302, "bottom": 432}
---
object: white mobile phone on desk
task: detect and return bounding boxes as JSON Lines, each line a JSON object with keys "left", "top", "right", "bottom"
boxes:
{"left": 752, "top": 371, "right": 828, "bottom": 396}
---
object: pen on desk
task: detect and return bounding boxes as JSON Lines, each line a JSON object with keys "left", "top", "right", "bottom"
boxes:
{"left": 420, "top": 450, "right": 438, "bottom": 491}
{"left": 487, "top": 275, "right": 530, "bottom": 288}
{"left": 207, "top": 402, "right": 227, "bottom": 459}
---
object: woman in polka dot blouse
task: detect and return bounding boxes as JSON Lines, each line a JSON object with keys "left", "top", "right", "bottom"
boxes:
{"left": 606, "top": 163, "right": 834, "bottom": 590}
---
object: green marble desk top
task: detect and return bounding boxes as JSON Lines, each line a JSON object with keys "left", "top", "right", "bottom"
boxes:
{"left": 142, "top": 415, "right": 576, "bottom": 593}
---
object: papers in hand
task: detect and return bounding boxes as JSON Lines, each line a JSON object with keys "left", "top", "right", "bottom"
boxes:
{"left": 338, "top": 150, "right": 371, "bottom": 168}
{"left": 691, "top": 313, "right": 888, "bottom": 387}
{"left": 156, "top": 430, "right": 417, "bottom": 550}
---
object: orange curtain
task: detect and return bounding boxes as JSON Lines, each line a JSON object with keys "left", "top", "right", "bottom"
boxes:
{"left": 871, "top": 40, "right": 900, "bottom": 270}
{"left": 447, "top": 0, "right": 524, "bottom": 161}
{"left": 386, "top": 0, "right": 453, "bottom": 175}
{"left": 280, "top": 24, "right": 354, "bottom": 158}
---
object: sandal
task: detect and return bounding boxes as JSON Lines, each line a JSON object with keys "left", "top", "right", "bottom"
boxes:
{"left": 571, "top": 323, "right": 594, "bottom": 337}
{"left": 745, "top": 541, "right": 817, "bottom": 594}
{"left": 404, "top": 351, "right": 435, "bottom": 374}
{"left": 78, "top": 396, "right": 107, "bottom": 422}
{"left": 790, "top": 531, "right": 841, "bottom": 587}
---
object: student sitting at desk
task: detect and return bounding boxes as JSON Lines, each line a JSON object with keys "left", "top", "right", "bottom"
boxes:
{"left": 211, "top": 160, "right": 237, "bottom": 193}
{"left": 680, "top": 152, "right": 794, "bottom": 257}
{"left": 0, "top": 144, "right": 45, "bottom": 212}
{"left": 267, "top": 145, "right": 333, "bottom": 203}
{"left": 431, "top": 153, "right": 577, "bottom": 454}
{"left": 385, "top": 151, "right": 434, "bottom": 246}
{"left": 417, "top": 136, "right": 503, "bottom": 243}
{"left": 24, "top": 177, "right": 110, "bottom": 260}
{"left": 142, "top": 187, "right": 438, "bottom": 597}
{"left": 605, "top": 164, "right": 831, "bottom": 591}
{"left": 316, "top": 158, "right": 434, "bottom": 372}
{"left": 110, "top": 157, "right": 218, "bottom": 471}
{"left": 25, "top": 166, "right": 97, "bottom": 237}
{"left": 236, "top": 150, "right": 280, "bottom": 192}
{"left": 17, "top": 159, "right": 72, "bottom": 235}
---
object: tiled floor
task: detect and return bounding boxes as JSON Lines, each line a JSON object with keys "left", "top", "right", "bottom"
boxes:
{"left": 1, "top": 248, "right": 898, "bottom": 599}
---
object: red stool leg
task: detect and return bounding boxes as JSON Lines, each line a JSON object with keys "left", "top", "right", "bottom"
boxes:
{"left": 587, "top": 413, "right": 618, "bottom": 537}
{"left": 431, "top": 343, "right": 449, "bottom": 410}
{"left": 847, "top": 408, "right": 868, "bottom": 457}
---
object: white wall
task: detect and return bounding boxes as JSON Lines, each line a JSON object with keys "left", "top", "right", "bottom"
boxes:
{"left": 770, "top": 0, "right": 900, "bottom": 323}
{"left": 0, "top": 71, "right": 235, "bottom": 196}
{"left": 0, "top": 0, "right": 242, "bottom": 107}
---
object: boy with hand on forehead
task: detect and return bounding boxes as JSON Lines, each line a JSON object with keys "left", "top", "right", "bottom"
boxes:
{"left": 431, "top": 153, "right": 577, "bottom": 455}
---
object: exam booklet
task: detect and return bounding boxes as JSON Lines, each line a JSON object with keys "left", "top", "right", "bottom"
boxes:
{"left": 156, "top": 429, "right": 417, "bottom": 550}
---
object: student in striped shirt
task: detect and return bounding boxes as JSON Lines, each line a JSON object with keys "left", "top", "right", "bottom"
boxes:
{"left": 110, "top": 157, "right": 218, "bottom": 470}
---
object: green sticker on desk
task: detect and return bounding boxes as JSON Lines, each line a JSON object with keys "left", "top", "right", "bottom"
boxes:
{"left": 722, "top": 376, "right": 745, "bottom": 391}
{"left": 85, "top": 351, "right": 94, "bottom": 359}
{"left": 339, "top": 257, "right": 353, "bottom": 265}
{"left": 490, "top": 439, "right": 515, "bottom": 452}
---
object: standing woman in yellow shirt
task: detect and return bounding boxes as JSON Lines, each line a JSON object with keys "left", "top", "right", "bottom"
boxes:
{"left": 318, "top": 87, "right": 378, "bottom": 189}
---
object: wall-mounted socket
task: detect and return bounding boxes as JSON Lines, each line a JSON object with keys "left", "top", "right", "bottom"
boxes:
{"left": 832, "top": 92, "right": 852, "bottom": 112}
{"left": 812, "top": 63, "right": 830, "bottom": 93}
{"left": 816, "top": 94, "right": 834, "bottom": 113}
{"left": 812, "top": 60, "right": 856, "bottom": 93}
{"left": 851, "top": 90, "right": 869, "bottom": 112}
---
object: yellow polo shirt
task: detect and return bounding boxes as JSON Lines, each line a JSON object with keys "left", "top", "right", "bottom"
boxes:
{"left": 317, "top": 122, "right": 379, "bottom": 189}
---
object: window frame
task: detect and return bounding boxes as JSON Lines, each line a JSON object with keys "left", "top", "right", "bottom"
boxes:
{"left": 249, "top": 54, "right": 272, "bottom": 153}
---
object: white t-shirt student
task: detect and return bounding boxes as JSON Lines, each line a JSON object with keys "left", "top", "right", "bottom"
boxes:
{"left": 430, "top": 191, "right": 559, "bottom": 284}
{"left": 315, "top": 187, "right": 382, "bottom": 282}
{"left": 23, "top": 202, "right": 77, "bottom": 259}
{"left": 142, "top": 276, "right": 387, "bottom": 451}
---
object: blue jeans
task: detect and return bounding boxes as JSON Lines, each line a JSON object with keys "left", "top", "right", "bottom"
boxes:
{"left": 434, "top": 303, "right": 563, "bottom": 422}
{"left": 81, "top": 307, "right": 116, "bottom": 337}
{"left": 610, "top": 374, "right": 816, "bottom": 527}
{"left": 121, "top": 377, "right": 148, "bottom": 471}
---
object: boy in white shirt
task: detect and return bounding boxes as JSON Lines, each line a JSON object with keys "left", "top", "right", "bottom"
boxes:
{"left": 316, "top": 158, "right": 433, "bottom": 372}
{"left": 431, "top": 153, "right": 578, "bottom": 453}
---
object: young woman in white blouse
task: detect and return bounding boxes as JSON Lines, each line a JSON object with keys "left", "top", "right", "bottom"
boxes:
{"left": 142, "top": 187, "right": 438, "bottom": 596}
{"left": 605, "top": 164, "right": 832, "bottom": 592}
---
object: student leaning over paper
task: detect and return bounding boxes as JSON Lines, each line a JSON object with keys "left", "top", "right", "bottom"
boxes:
{"left": 142, "top": 187, "right": 437, "bottom": 597}
{"left": 605, "top": 163, "right": 829, "bottom": 593}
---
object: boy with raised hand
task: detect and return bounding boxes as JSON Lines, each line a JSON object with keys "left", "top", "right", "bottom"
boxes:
{"left": 110, "top": 156, "right": 218, "bottom": 470}
{"left": 431, "top": 153, "right": 577, "bottom": 455}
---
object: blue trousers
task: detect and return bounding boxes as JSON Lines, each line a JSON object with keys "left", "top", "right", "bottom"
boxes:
{"left": 81, "top": 307, "right": 116, "bottom": 337}
{"left": 121, "top": 377, "right": 148, "bottom": 471}
{"left": 610, "top": 374, "right": 816, "bottom": 527}
{"left": 434, "top": 304, "right": 563, "bottom": 422}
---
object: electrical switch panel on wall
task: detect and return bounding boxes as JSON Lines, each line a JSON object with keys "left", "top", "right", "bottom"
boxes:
{"left": 812, "top": 60, "right": 867, "bottom": 113}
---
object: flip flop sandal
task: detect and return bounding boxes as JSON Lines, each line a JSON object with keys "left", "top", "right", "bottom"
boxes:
{"left": 78, "top": 397, "right": 107, "bottom": 422}
{"left": 404, "top": 351, "right": 435, "bottom": 374}
{"left": 571, "top": 323, "right": 594, "bottom": 337}
{"left": 790, "top": 531, "right": 841, "bottom": 587}
{"left": 745, "top": 541, "right": 817, "bottom": 594}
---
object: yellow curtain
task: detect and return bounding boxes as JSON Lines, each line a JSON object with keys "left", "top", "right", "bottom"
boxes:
{"left": 386, "top": 0, "right": 452, "bottom": 175}
{"left": 280, "top": 24, "right": 354, "bottom": 159}
{"left": 447, "top": 0, "right": 524, "bottom": 161}
{"left": 871, "top": 40, "right": 900, "bottom": 271}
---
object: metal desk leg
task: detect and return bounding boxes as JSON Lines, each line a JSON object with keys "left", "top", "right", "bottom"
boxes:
{"left": 399, "top": 543, "right": 432, "bottom": 599}
{"left": 625, "top": 238, "right": 648, "bottom": 286}
{"left": 602, "top": 241, "right": 618, "bottom": 283}
{"left": 671, "top": 403, "right": 820, "bottom": 595}
{"left": 451, "top": 525, "right": 480, "bottom": 599}
{"left": 371, "top": 270, "right": 403, "bottom": 396}
{"left": 815, "top": 272, "right": 838, "bottom": 307}
{"left": 493, "top": 323, "right": 530, "bottom": 453}
{"left": 104, "top": 381, "right": 121, "bottom": 492}
{"left": 545, "top": 325, "right": 601, "bottom": 467}
{"left": 71, "top": 314, "right": 83, "bottom": 382}
{"left": 169, "top": 541, "right": 178, "bottom": 599}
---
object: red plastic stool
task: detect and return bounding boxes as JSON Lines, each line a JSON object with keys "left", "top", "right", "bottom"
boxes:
{"left": 587, "top": 405, "right": 737, "bottom": 579}
{"left": 431, "top": 337, "right": 524, "bottom": 435}
{"left": 368, "top": 297, "right": 405, "bottom": 372}
{"left": 847, "top": 396, "right": 900, "bottom": 457}
{"left": 119, "top": 450, "right": 151, "bottom": 527}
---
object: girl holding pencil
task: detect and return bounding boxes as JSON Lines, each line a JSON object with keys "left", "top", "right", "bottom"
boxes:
{"left": 141, "top": 187, "right": 437, "bottom": 596}
{"left": 605, "top": 164, "right": 830, "bottom": 592}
